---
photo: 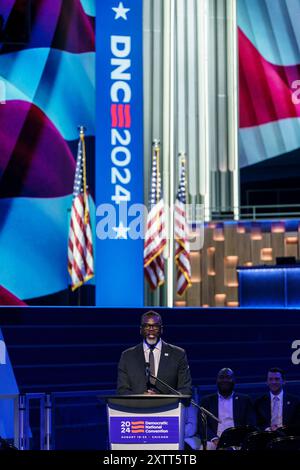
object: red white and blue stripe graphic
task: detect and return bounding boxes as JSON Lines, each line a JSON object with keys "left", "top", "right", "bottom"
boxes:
{"left": 111, "top": 104, "right": 131, "bottom": 128}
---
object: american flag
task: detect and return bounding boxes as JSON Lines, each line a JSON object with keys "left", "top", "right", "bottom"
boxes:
{"left": 68, "top": 129, "right": 94, "bottom": 291}
{"left": 144, "top": 143, "right": 167, "bottom": 289}
{"left": 175, "top": 159, "right": 192, "bottom": 295}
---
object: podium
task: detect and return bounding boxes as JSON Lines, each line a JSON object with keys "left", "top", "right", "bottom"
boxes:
{"left": 105, "top": 395, "right": 190, "bottom": 450}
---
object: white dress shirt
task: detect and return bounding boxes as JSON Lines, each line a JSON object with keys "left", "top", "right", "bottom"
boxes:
{"left": 143, "top": 339, "right": 162, "bottom": 378}
{"left": 217, "top": 393, "right": 235, "bottom": 437}
{"left": 270, "top": 390, "right": 283, "bottom": 428}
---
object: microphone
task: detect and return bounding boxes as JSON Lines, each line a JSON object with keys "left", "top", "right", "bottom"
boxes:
{"left": 146, "top": 371, "right": 220, "bottom": 452}
{"left": 148, "top": 370, "right": 221, "bottom": 422}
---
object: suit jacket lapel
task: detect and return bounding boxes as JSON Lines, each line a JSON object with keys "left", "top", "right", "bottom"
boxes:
{"left": 210, "top": 395, "right": 219, "bottom": 433}
{"left": 157, "top": 341, "right": 168, "bottom": 379}
{"left": 264, "top": 395, "right": 271, "bottom": 424}
{"left": 233, "top": 393, "right": 239, "bottom": 424}
{"left": 212, "top": 394, "right": 219, "bottom": 418}
{"left": 283, "top": 393, "right": 290, "bottom": 424}
{"left": 137, "top": 343, "right": 147, "bottom": 389}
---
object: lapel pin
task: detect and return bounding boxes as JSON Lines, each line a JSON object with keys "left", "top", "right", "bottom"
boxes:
{"left": 164, "top": 353, "right": 169, "bottom": 356}
{"left": 287, "top": 401, "right": 290, "bottom": 405}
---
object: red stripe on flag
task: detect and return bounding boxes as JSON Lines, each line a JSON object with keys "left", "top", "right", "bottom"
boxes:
{"left": 239, "top": 28, "right": 300, "bottom": 128}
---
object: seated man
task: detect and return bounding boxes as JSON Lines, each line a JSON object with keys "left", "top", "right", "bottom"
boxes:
{"left": 255, "top": 367, "right": 300, "bottom": 431}
{"left": 198, "top": 368, "right": 256, "bottom": 450}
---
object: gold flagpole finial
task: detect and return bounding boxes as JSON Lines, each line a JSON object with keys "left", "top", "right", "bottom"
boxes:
{"left": 179, "top": 152, "right": 186, "bottom": 166}
{"left": 152, "top": 139, "right": 160, "bottom": 149}
{"left": 79, "top": 125, "right": 86, "bottom": 136}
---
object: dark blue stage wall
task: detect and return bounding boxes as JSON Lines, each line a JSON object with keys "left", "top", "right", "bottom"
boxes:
{"left": 1, "top": 307, "right": 300, "bottom": 391}
{"left": 1, "top": 306, "right": 300, "bottom": 447}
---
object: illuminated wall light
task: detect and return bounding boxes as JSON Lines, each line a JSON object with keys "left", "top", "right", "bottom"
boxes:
{"left": 260, "top": 248, "right": 273, "bottom": 261}
{"left": 207, "top": 247, "right": 216, "bottom": 276}
{"left": 208, "top": 223, "right": 216, "bottom": 229}
{"left": 271, "top": 223, "right": 285, "bottom": 233}
{"left": 215, "top": 294, "right": 226, "bottom": 300}
{"left": 188, "top": 230, "right": 201, "bottom": 238}
{"left": 202, "top": 304, "right": 210, "bottom": 308}
{"left": 244, "top": 262, "right": 253, "bottom": 266}
{"left": 175, "top": 301, "right": 186, "bottom": 307}
{"left": 190, "top": 251, "right": 200, "bottom": 257}
{"left": 285, "top": 237, "right": 298, "bottom": 244}
{"left": 251, "top": 227, "right": 262, "bottom": 240}
{"left": 224, "top": 256, "right": 238, "bottom": 287}
{"left": 215, "top": 294, "right": 226, "bottom": 306}
{"left": 237, "top": 225, "right": 246, "bottom": 234}
{"left": 225, "top": 256, "right": 238, "bottom": 267}
{"left": 213, "top": 227, "right": 224, "bottom": 241}
{"left": 227, "top": 301, "right": 239, "bottom": 307}
{"left": 191, "top": 277, "right": 201, "bottom": 283}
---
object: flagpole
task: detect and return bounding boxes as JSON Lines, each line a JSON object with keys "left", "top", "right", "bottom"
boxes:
{"left": 168, "top": 0, "right": 175, "bottom": 308}
{"left": 154, "top": 139, "right": 161, "bottom": 307}
{"left": 78, "top": 125, "right": 86, "bottom": 307}
{"left": 163, "top": 0, "right": 175, "bottom": 308}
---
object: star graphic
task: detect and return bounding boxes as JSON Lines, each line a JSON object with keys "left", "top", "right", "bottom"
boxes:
{"left": 113, "top": 222, "right": 130, "bottom": 239}
{"left": 112, "top": 2, "right": 130, "bottom": 20}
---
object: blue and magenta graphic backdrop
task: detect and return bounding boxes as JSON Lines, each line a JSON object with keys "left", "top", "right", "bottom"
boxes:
{"left": 0, "top": 0, "right": 95, "bottom": 301}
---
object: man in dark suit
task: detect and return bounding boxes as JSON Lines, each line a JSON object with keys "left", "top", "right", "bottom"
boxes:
{"left": 198, "top": 368, "right": 256, "bottom": 449}
{"left": 117, "top": 310, "right": 192, "bottom": 396}
{"left": 255, "top": 367, "right": 300, "bottom": 431}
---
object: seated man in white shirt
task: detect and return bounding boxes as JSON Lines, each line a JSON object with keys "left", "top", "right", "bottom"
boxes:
{"left": 255, "top": 367, "right": 300, "bottom": 431}
{"left": 198, "top": 368, "right": 256, "bottom": 450}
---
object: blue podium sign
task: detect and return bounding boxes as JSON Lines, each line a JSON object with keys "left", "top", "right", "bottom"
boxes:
{"left": 109, "top": 416, "right": 179, "bottom": 444}
{"left": 96, "top": 1, "right": 144, "bottom": 306}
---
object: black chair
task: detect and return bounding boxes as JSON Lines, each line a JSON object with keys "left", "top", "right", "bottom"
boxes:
{"left": 241, "top": 430, "right": 282, "bottom": 451}
{"left": 217, "top": 425, "right": 258, "bottom": 450}
{"left": 0, "top": 436, "right": 18, "bottom": 451}
{"left": 267, "top": 436, "right": 300, "bottom": 451}
{"left": 280, "top": 425, "right": 300, "bottom": 437}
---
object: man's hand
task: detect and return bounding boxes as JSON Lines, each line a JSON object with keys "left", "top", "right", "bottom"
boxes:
{"left": 211, "top": 438, "right": 219, "bottom": 448}
{"left": 144, "top": 389, "right": 158, "bottom": 395}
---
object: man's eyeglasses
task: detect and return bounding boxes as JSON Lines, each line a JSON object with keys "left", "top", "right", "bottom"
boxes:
{"left": 141, "top": 323, "right": 161, "bottom": 330}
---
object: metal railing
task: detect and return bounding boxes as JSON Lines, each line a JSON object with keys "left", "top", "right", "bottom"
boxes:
{"left": 0, "top": 393, "right": 20, "bottom": 448}
{"left": 207, "top": 204, "right": 300, "bottom": 221}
